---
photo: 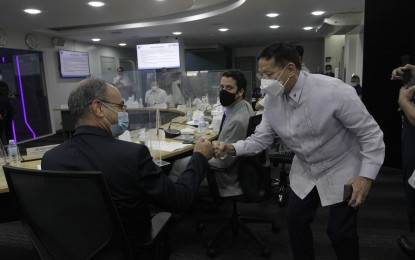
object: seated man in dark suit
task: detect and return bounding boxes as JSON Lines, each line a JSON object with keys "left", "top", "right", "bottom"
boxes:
{"left": 41, "top": 78, "right": 213, "bottom": 260}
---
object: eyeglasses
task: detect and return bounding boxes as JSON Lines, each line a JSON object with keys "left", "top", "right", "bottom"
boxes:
{"left": 99, "top": 99, "right": 127, "bottom": 111}
{"left": 256, "top": 71, "right": 278, "bottom": 80}
{"left": 256, "top": 64, "right": 290, "bottom": 80}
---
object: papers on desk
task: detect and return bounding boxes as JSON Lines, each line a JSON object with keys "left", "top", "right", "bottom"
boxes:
{"left": 147, "top": 141, "right": 191, "bottom": 152}
{"left": 118, "top": 130, "right": 132, "bottom": 142}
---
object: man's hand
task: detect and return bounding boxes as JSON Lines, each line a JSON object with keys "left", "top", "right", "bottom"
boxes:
{"left": 391, "top": 64, "right": 415, "bottom": 80}
{"left": 399, "top": 85, "right": 415, "bottom": 104}
{"left": 194, "top": 138, "right": 213, "bottom": 160}
{"left": 347, "top": 176, "right": 373, "bottom": 208}
{"left": 212, "top": 141, "right": 236, "bottom": 158}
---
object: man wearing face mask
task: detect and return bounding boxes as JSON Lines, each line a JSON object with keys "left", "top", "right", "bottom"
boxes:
{"left": 350, "top": 75, "right": 363, "bottom": 99}
{"left": 169, "top": 69, "right": 254, "bottom": 197}
{"left": 41, "top": 78, "right": 214, "bottom": 259}
{"left": 213, "top": 42, "right": 385, "bottom": 260}
{"left": 145, "top": 80, "right": 168, "bottom": 107}
{"left": 113, "top": 67, "right": 132, "bottom": 101}
{"left": 171, "top": 71, "right": 186, "bottom": 106}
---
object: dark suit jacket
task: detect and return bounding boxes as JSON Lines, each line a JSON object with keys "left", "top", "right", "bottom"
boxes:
{"left": 41, "top": 125, "right": 209, "bottom": 255}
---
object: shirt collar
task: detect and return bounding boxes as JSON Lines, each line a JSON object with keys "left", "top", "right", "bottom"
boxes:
{"left": 286, "top": 71, "right": 306, "bottom": 103}
{"left": 224, "top": 99, "right": 239, "bottom": 117}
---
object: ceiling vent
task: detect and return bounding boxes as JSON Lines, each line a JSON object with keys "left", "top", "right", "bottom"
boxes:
{"left": 184, "top": 44, "right": 224, "bottom": 52}
{"left": 316, "top": 13, "right": 363, "bottom": 36}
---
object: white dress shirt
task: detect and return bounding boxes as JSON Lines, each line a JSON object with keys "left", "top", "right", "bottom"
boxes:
{"left": 233, "top": 71, "right": 385, "bottom": 206}
{"left": 145, "top": 88, "right": 168, "bottom": 107}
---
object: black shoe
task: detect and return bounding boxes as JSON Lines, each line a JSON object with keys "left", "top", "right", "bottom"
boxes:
{"left": 398, "top": 235, "right": 415, "bottom": 259}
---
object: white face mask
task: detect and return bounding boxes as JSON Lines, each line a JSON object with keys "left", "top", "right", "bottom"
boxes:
{"left": 151, "top": 85, "right": 158, "bottom": 91}
{"left": 351, "top": 82, "right": 358, "bottom": 87}
{"left": 260, "top": 65, "right": 290, "bottom": 97}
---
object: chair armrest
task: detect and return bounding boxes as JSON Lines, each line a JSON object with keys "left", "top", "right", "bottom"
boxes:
{"left": 146, "top": 212, "right": 172, "bottom": 245}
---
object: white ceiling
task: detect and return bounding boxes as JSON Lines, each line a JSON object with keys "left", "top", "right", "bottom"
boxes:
{"left": 0, "top": 0, "right": 365, "bottom": 48}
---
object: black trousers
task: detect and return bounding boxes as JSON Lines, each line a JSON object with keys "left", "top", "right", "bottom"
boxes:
{"left": 286, "top": 187, "right": 359, "bottom": 260}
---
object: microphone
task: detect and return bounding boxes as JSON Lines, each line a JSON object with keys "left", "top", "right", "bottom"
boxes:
{"left": 160, "top": 122, "right": 196, "bottom": 138}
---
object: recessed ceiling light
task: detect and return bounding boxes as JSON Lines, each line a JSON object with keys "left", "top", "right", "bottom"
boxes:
{"left": 303, "top": 27, "right": 313, "bottom": 30}
{"left": 91, "top": 38, "right": 101, "bottom": 42}
{"left": 219, "top": 28, "right": 228, "bottom": 32}
{"left": 88, "top": 1, "right": 105, "bottom": 7}
{"left": 266, "top": 13, "right": 279, "bottom": 18}
{"left": 269, "top": 25, "right": 280, "bottom": 29}
{"left": 172, "top": 32, "right": 182, "bottom": 35}
{"left": 24, "top": 9, "right": 41, "bottom": 14}
{"left": 118, "top": 43, "right": 127, "bottom": 46}
{"left": 311, "top": 11, "right": 325, "bottom": 16}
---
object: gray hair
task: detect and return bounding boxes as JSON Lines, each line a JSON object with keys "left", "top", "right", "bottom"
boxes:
{"left": 68, "top": 78, "right": 108, "bottom": 122}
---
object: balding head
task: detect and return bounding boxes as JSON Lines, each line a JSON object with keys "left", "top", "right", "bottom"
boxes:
{"left": 68, "top": 78, "right": 111, "bottom": 123}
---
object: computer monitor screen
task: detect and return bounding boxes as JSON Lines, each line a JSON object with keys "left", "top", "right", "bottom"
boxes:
{"left": 58, "top": 50, "right": 91, "bottom": 78}
{"left": 136, "top": 43, "right": 180, "bottom": 70}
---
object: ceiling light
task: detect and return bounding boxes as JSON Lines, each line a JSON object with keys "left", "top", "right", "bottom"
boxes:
{"left": 269, "top": 25, "right": 280, "bottom": 29}
{"left": 172, "top": 32, "right": 182, "bottom": 35}
{"left": 219, "top": 28, "right": 228, "bottom": 32}
{"left": 88, "top": 1, "right": 105, "bottom": 7}
{"left": 24, "top": 9, "right": 41, "bottom": 14}
{"left": 303, "top": 27, "right": 313, "bottom": 30}
{"left": 311, "top": 11, "right": 325, "bottom": 16}
{"left": 266, "top": 13, "right": 279, "bottom": 18}
{"left": 118, "top": 43, "right": 127, "bottom": 46}
{"left": 91, "top": 38, "right": 101, "bottom": 42}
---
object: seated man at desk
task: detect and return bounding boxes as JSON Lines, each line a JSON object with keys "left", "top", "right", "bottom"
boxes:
{"left": 170, "top": 69, "right": 254, "bottom": 197}
{"left": 41, "top": 78, "right": 213, "bottom": 259}
{"left": 145, "top": 81, "right": 168, "bottom": 107}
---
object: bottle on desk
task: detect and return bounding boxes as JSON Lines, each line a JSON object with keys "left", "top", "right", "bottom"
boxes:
{"left": 7, "top": 140, "right": 21, "bottom": 167}
{"left": 198, "top": 116, "right": 207, "bottom": 134}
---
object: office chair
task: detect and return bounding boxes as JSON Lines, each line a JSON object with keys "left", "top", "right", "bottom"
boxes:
{"left": 198, "top": 114, "right": 279, "bottom": 258}
{"left": 3, "top": 165, "right": 171, "bottom": 260}
{"left": 269, "top": 137, "right": 294, "bottom": 207}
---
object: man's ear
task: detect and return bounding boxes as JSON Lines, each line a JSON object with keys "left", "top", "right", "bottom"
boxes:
{"left": 91, "top": 100, "right": 105, "bottom": 118}
{"left": 237, "top": 88, "right": 244, "bottom": 98}
{"left": 287, "top": 63, "right": 297, "bottom": 77}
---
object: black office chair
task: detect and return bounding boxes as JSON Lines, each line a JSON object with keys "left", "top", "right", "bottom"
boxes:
{"left": 3, "top": 165, "right": 171, "bottom": 260}
{"left": 199, "top": 114, "right": 279, "bottom": 258}
{"left": 269, "top": 137, "right": 294, "bottom": 207}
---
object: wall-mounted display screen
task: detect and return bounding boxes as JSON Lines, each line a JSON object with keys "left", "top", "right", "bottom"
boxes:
{"left": 136, "top": 43, "right": 180, "bottom": 70}
{"left": 58, "top": 50, "right": 90, "bottom": 78}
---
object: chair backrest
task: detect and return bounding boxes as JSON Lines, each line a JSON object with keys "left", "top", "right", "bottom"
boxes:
{"left": 238, "top": 114, "right": 272, "bottom": 202}
{"left": 3, "top": 165, "right": 133, "bottom": 260}
{"left": 246, "top": 114, "right": 263, "bottom": 138}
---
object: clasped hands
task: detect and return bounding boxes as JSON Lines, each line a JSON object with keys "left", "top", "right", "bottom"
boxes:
{"left": 193, "top": 140, "right": 232, "bottom": 160}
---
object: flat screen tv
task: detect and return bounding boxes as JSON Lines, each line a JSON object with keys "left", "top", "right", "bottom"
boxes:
{"left": 136, "top": 43, "right": 180, "bottom": 70}
{"left": 58, "top": 50, "right": 91, "bottom": 78}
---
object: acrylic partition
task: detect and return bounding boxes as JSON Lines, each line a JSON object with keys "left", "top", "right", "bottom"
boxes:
{"left": 0, "top": 49, "right": 52, "bottom": 145}
{"left": 92, "top": 69, "right": 253, "bottom": 165}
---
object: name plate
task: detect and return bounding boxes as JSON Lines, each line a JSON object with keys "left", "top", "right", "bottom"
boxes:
{"left": 26, "top": 144, "right": 59, "bottom": 158}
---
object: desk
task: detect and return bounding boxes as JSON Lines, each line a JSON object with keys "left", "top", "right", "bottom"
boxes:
{"left": 0, "top": 160, "right": 41, "bottom": 193}
{"left": 0, "top": 125, "right": 218, "bottom": 194}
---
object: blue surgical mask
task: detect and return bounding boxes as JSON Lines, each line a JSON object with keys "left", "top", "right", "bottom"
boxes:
{"left": 101, "top": 102, "right": 129, "bottom": 137}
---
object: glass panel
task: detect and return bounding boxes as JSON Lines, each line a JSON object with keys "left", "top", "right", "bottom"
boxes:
{"left": 0, "top": 48, "right": 52, "bottom": 144}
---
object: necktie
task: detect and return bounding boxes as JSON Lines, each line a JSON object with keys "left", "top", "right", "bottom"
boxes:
{"left": 219, "top": 113, "right": 226, "bottom": 133}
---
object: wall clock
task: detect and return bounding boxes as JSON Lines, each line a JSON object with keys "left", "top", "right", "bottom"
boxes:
{"left": 25, "top": 33, "right": 39, "bottom": 49}
{"left": 0, "top": 30, "right": 8, "bottom": 47}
